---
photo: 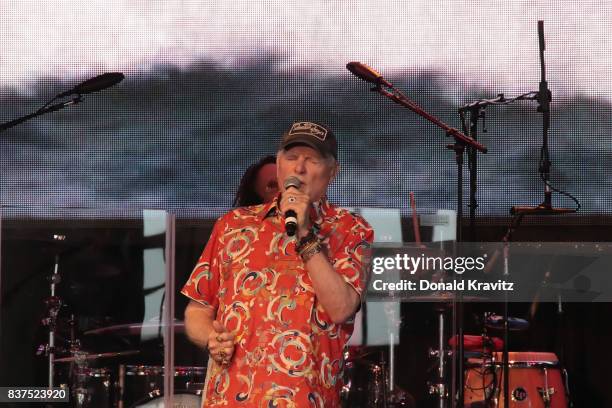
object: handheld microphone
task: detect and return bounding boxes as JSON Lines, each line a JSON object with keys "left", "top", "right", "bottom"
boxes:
{"left": 283, "top": 176, "right": 302, "bottom": 236}
{"left": 346, "top": 62, "right": 393, "bottom": 88}
{"left": 56, "top": 72, "right": 125, "bottom": 98}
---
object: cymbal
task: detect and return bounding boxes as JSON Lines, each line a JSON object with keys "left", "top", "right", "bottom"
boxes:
{"left": 54, "top": 350, "right": 139, "bottom": 363}
{"left": 84, "top": 321, "right": 186, "bottom": 336}
{"left": 344, "top": 346, "right": 378, "bottom": 361}
{"left": 484, "top": 314, "right": 529, "bottom": 331}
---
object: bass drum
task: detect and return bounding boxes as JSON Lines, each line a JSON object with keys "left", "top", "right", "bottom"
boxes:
{"left": 131, "top": 391, "right": 201, "bottom": 408}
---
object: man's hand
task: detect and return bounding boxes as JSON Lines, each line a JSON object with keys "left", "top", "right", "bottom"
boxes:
{"left": 281, "top": 188, "right": 312, "bottom": 238}
{"left": 207, "top": 320, "right": 236, "bottom": 367}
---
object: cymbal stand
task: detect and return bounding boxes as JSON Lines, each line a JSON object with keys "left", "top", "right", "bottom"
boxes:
{"left": 72, "top": 354, "right": 92, "bottom": 408}
{"left": 66, "top": 318, "right": 92, "bottom": 408}
{"left": 370, "top": 351, "right": 389, "bottom": 408}
{"left": 428, "top": 305, "right": 450, "bottom": 407}
{"left": 37, "top": 234, "right": 67, "bottom": 388}
{"left": 501, "top": 237, "right": 510, "bottom": 408}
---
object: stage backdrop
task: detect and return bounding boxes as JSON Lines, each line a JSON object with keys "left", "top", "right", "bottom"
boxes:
{"left": 1, "top": 1, "right": 610, "bottom": 218}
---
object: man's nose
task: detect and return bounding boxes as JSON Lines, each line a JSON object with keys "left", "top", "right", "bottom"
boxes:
{"left": 294, "top": 158, "right": 306, "bottom": 174}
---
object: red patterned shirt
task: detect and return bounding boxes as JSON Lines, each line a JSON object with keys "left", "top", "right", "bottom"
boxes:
{"left": 181, "top": 196, "right": 373, "bottom": 407}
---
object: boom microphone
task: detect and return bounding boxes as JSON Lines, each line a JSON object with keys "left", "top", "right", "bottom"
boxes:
{"left": 56, "top": 73, "right": 125, "bottom": 98}
{"left": 346, "top": 62, "right": 393, "bottom": 88}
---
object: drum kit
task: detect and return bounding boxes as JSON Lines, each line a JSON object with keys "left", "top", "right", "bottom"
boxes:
{"left": 40, "top": 318, "right": 205, "bottom": 407}
{"left": 35, "top": 235, "right": 205, "bottom": 408}
{"left": 34, "top": 235, "right": 571, "bottom": 408}
{"left": 40, "top": 319, "right": 205, "bottom": 408}
{"left": 439, "top": 308, "right": 570, "bottom": 408}
{"left": 340, "top": 302, "right": 571, "bottom": 408}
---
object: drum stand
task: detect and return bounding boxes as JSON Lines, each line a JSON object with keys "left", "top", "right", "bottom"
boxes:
{"left": 37, "top": 234, "right": 96, "bottom": 407}
{"left": 428, "top": 305, "right": 450, "bottom": 407}
{"left": 371, "top": 352, "right": 389, "bottom": 408}
{"left": 65, "top": 316, "right": 97, "bottom": 408}
{"left": 36, "top": 234, "right": 68, "bottom": 389}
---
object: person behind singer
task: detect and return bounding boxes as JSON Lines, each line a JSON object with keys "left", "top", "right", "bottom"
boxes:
{"left": 233, "top": 154, "right": 278, "bottom": 207}
{"left": 181, "top": 121, "right": 373, "bottom": 407}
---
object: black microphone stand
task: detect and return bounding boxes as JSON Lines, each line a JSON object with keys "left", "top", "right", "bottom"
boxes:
{"left": 536, "top": 20, "right": 553, "bottom": 210}
{"left": 457, "top": 21, "right": 563, "bottom": 408}
{"left": 458, "top": 92, "right": 536, "bottom": 408}
{"left": 371, "top": 84, "right": 487, "bottom": 408}
{"left": 459, "top": 104, "right": 484, "bottom": 242}
{"left": 0, "top": 96, "right": 82, "bottom": 134}
{"left": 458, "top": 91, "right": 540, "bottom": 241}
{"left": 510, "top": 21, "right": 579, "bottom": 216}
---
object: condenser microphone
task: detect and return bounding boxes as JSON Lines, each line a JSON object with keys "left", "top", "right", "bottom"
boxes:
{"left": 56, "top": 73, "right": 125, "bottom": 98}
{"left": 346, "top": 62, "right": 393, "bottom": 88}
{"left": 283, "top": 177, "right": 302, "bottom": 236}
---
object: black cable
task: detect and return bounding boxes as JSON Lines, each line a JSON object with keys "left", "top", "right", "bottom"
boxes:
{"left": 538, "top": 150, "right": 581, "bottom": 212}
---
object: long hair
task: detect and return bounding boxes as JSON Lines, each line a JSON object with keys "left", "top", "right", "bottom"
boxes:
{"left": 233, "top": 155, "right": 277, "bottom": 207}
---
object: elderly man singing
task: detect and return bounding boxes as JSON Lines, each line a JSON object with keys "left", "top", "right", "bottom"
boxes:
{"left": 182, "top": 121, "right": 373, "bottom": 407}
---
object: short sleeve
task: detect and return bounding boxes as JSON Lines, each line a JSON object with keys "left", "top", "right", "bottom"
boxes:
{"left": 180, "top": 217, "right": 224, "bottom": 310}
{"left": 331, "top": 216, "right": 374, "bottom": 298}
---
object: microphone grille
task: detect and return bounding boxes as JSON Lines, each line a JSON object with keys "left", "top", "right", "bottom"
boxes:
{"left": 284, "top": 177, "right": 302, "bottom": 189}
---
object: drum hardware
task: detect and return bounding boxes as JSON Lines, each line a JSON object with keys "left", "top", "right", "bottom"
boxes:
{"left": 452, "top": 310, "right": 569, "bottom": 408}
{"left": 561, "top": 369, "right": 572, "bottom": 407}
{"left": 342, "top": 349, "right": 414, "bottom": 408}
{"left": 32, "top": 232, "right": 139, "bottom": 407}
{"left": 48, "top": 320, "right": 138, "bottom": 406}
{"left": 119, "top": 365, "right": 205, "bottom": 408}
{"left": 415, "top": 294, "right": 486, "bottom": 408}
{"left": 184, "top": 382, "right": 205, "bottom": 394}
{"left": 537, "top": 367, "right": 555, "bottom": 408}
{"left": 71, "top": 366, "right": 113, "bottom": 408}
{"left": 432, "top": 305, "right": 449, "bottom": 407}
{"left": 428, "top": 381, "right": 449, "bottom": 400}
{"left": 37, "top": 234, "right": 68, "bottom": 389}
{"left": 463, "top": 352, "right": 569, "bottom": 408}
{"left": 131, "top": 391, "right": 202, "bottom": 407}
{"left": 448, "top": 335, "right": 503, "bottom": 354}
{"left": 84, "top": 320, "right": 186, "bottom": 337}
{"left": 370, "top": 356, "right": 388, "bottom": 408}
{"left": 57, "top": 335, "right": 114, "bottom": 407}
{"left": 484, "top": 314, "right": 529, "bottom": 332}
{"left": 26, "top": 231, "right": 203, "bottom": 407}
{"left": 54, "top": 350, "right": 140, "bottom": 363}
{"left": 429, "top": 349, "right": 453, "bottom": 359}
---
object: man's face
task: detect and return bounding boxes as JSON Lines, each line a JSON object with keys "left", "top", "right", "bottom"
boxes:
{"left": 276, "top": 145, "right": 337, "bottom": 203}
